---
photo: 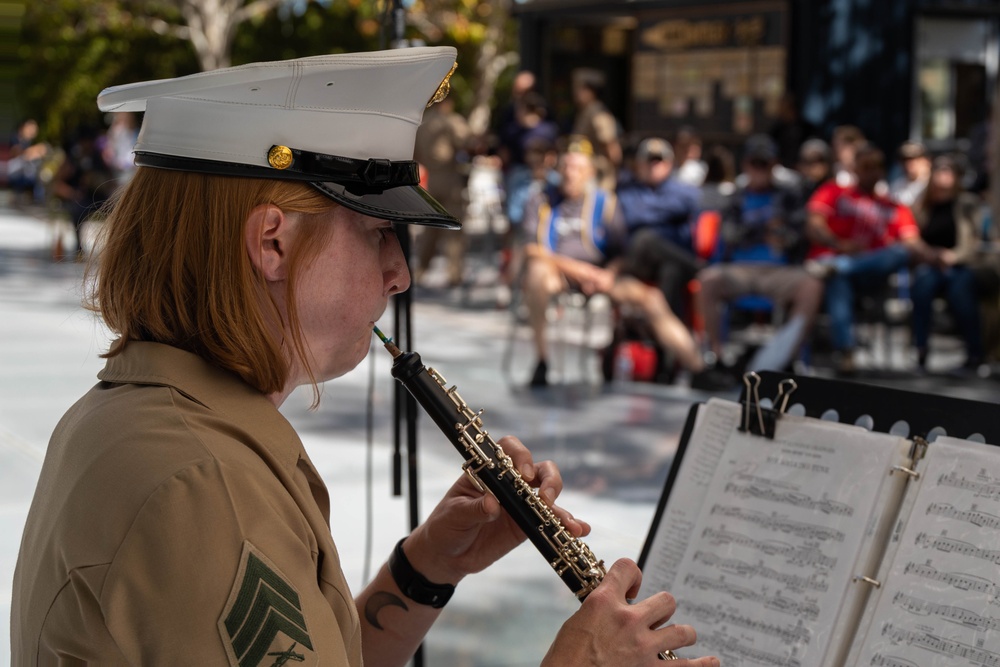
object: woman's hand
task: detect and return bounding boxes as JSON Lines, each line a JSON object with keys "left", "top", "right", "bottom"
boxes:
{"left": 402, "top": 435, "right": 589, "bottom": 584}
{"left": 543, "top": 559, "right": 720, "bottom": 667}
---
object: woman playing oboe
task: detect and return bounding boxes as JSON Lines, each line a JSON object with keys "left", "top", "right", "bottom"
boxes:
{"left": 11, "top": 48, "right": 717, "bottom": 667}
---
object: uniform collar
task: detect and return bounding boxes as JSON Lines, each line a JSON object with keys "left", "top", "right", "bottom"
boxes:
{"left": 97, "top": 341, "right": 305, "bottom": 468}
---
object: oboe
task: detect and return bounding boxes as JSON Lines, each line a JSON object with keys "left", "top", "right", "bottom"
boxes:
{"left": 373, "top": 327, "right": 678, "bottom": 661}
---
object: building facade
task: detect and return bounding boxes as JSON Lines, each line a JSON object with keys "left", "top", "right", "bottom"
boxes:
{"left": 514, "top": 0, "right": 1000, "bottom": 169}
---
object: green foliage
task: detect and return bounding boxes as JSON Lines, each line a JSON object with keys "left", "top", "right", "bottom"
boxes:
{"left": 16, "top": 0, "right": 198, "bottom": 142}
{"left": 14, "top": 0, "right": 518, "bottom": 143}
{"left": 231, "top": 2, "right": 380, "bottom": 65}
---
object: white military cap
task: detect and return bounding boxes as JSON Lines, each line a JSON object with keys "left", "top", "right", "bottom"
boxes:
{"left": 97, "top": 47, "right": 460, "bottom": 228}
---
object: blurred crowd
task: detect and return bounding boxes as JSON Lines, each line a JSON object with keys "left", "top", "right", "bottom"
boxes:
{"left": 408, "top": 68, "right": 1000, "bottom": 388}
{"left": 1, "top": 113, "right": 138, "bottom": 259}
{"left": 3, "top": 72, "right": 997, "bottom": 387}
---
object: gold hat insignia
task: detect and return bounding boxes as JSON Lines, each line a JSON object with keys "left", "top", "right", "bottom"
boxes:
{"left": 268, "top": 145, "right": 294, "bottom": 170}
{"left": 427, "top": 62, "right": 458, "bottom": 108}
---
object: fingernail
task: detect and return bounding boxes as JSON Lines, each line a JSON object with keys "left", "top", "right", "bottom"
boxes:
{"left": 519, "top": 464, "right": 533, "bottom": 480}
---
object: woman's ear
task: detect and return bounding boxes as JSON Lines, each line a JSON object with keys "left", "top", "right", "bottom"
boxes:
{"left": 245, "top": 204, "right": 291, "bottom": 281}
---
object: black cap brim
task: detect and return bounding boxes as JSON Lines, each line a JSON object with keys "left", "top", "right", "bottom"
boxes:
{"left": 134, "top": 151, "right": 461, "bottom": 229}
{"left": 311, "top": 181, "right": 460, "bottom": 229}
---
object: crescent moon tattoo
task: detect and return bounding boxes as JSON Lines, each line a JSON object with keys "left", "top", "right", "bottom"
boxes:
{"left": 364, "top": 591, "right": 409, "bottom": 630}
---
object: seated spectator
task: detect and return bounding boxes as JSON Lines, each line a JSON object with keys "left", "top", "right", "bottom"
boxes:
{"left": 700, "top": 144, "right": 737, "bottom": 207}
{"left": 51, "top": 125, "right": 115, "bottom": 259}
{"left": 889, "top": 140, "right": 931, "bottom": 206}
{"left": 499, "top": 135, "right": 559, "bottom": 302}
{"left": 673, "top": 126, "right": 707, "bottom": 187}
{"left": 500, "top": 91, "right": 560, "bottom": 232}
{"left": 692, "top": 135, "right": 824, "bottom": 385}
{"left": 616, "top": 137, "right": 703, "bottom": 314}
{"left": 831, "top": 124, "right": 866, "bottom": 187}
{"left": 7, "top": 118, "right": 50, "bottom": 207}
{"left": 909, "top": 154, "right": 984, "bottom": 371}
{"left": 796, "top": 138, "right": 833, "bottom": 200}
{"left": 805, "top": 143, "right": 922, "bottom": 374}
{"left": 521, "top": 137, "right": 703, "bottom": 386}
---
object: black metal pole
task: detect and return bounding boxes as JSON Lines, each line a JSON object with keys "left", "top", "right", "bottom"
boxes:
{"left": 393, "top": 221, "right": 424, "bottom": 667}
{"left": 384, "top": 4, "right": 424, "bottom": 663}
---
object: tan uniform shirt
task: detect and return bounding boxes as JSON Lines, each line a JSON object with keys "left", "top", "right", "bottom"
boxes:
{"left": 12, "top": 342, "right": 362, "bottom": 666}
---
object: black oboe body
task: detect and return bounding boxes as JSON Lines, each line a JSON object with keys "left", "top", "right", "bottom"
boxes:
{"left": 386, "top": 344, "right": 606, "bottom": 599}
{"left": 377, "top": 334, "right": 678, "bottom": 661}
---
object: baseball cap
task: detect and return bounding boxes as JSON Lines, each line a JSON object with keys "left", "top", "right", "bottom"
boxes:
{"left": 798, "top": 138, "right": 831, "bottom": 163}
{"left": 97, "top": 47, "right": 461, "bottom": 228}
{"left": 636, "top": 137, "right": 673, "bottom": 163}
{"left": 743, "top": 134, "right": 778, "bottom": 162}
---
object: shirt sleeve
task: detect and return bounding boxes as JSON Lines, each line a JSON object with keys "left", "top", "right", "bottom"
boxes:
{"left": 806, "top": 181, "right": 839, "bottom": 216}
{"left": 891, "top": 202, "right": 920, "bottom": 241}
{"left": 101, "top": 459, "right": 352, "bottom": 667}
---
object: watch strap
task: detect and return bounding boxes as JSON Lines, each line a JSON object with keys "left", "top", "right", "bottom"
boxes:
{"left": 388, "top": 538, "right": 455, "bottom": 609}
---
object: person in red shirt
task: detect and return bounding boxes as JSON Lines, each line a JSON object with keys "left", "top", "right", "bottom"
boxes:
{"left": 806, "top": 143, "right": 921, "bottom": 373}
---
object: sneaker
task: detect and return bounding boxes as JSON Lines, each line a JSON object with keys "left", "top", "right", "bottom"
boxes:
{"left": 529, "top": 360, "right": 548, "bottom": 388}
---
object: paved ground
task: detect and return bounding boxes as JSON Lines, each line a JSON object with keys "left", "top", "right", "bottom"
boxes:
{"left": 2, "top": 196, "right": 999, "bottom": 665}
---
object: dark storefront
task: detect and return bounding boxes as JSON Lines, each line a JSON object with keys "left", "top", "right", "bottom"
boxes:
{"left": 514, "top": 0, "right": 1000, "bottom": 168}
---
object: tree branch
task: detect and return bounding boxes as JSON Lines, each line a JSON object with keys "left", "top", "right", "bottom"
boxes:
{"left": 231, "top": 0, "right": 289, "bottom": 25}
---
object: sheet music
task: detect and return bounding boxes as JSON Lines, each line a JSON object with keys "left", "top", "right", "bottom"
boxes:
{"left": 641, "top": 399, "right": 906, "bottom": 667}
{"left": 639, "top": 399, "right": 733, "bottom": 597}
{"left": 851, "top": 436, "right": 1000, "bottom": 667}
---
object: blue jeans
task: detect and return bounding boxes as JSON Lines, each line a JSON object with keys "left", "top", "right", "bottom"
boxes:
{"left": 824, "top": 245, "right": 911, "bottom": 351}
{"left": 910, "top": 263, "right": 982, "bottom": 359}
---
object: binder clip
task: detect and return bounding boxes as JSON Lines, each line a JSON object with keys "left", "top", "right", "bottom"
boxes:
{"left": 739, "top": 372, "right": 789, "bottom": 439}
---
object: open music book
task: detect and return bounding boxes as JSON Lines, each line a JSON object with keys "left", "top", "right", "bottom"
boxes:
{"left": 637, "top": 396, "right": 1000, "bottom": 667}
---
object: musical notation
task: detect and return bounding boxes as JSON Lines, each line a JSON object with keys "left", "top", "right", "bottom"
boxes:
{"left": 926, "top": 502, "right": 1000, "bottom": 530}
{"left": 693, "top": 551, "right": 829, "bottom": 591}
{"left": 683, "top": 573, "right": 821, "bottom": 620}
{"left": 702, "top": 527, "right": 838, "bottom": 570}
{"left": 938, "top": 471, "right": 1000, "bottom": 501}
{"left": 683, "top": 601, "right": 812, "bottom": 644}
{"left": 903, "top": 562, "right": 1000, "bottom": 598}
{"left": 892, "top": 591, "right": 1000, "bottom": 632}
{"left": 700, "top": 633, "right": 803, "bottom": 667}
{"left": 710, "top": 504, "right": 846, "bottom": 542}
{"left": 881, "top": 623, "right": 1000, "bottom": 667}
{"left": 915, "top": 532, "right": 1000, "bottom": 565}
{"left": 870, "top": 653, "right": 918, "bottom": 667}
{"left": 724, "top": 480, "right": 854, "bottom": 516}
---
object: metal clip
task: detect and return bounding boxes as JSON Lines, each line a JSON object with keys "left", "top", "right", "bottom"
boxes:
{"left": 853, "top": 575, "right": 881, "bottom": 588}
{"left": 742, "top": 372, "right": 764, "bottom": 435}
{"left": 890, "top": 465, "right": 920, "bottom": 479}
{"left": 775, "top": 378, "right": 798, "bottom": 414}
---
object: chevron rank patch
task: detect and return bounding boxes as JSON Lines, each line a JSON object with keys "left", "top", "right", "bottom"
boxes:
{"left": 219, "top": 542, "right": 318, "bottom": 667}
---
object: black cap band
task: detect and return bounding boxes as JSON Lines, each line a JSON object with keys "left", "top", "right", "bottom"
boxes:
{"left": 134, "top": 148, "right": 420, "bottom": 190}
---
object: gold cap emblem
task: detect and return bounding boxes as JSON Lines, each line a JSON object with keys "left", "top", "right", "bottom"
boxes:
{"left": 268, "top": 145, "right": 294, "bottom": 170}
{"left": 426, "top": 62, "right": 458, "bottom": 108}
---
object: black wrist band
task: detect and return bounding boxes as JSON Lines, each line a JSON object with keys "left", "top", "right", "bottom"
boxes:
{"left": 388, "top": 538, "right": 455, "bottom": 609}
